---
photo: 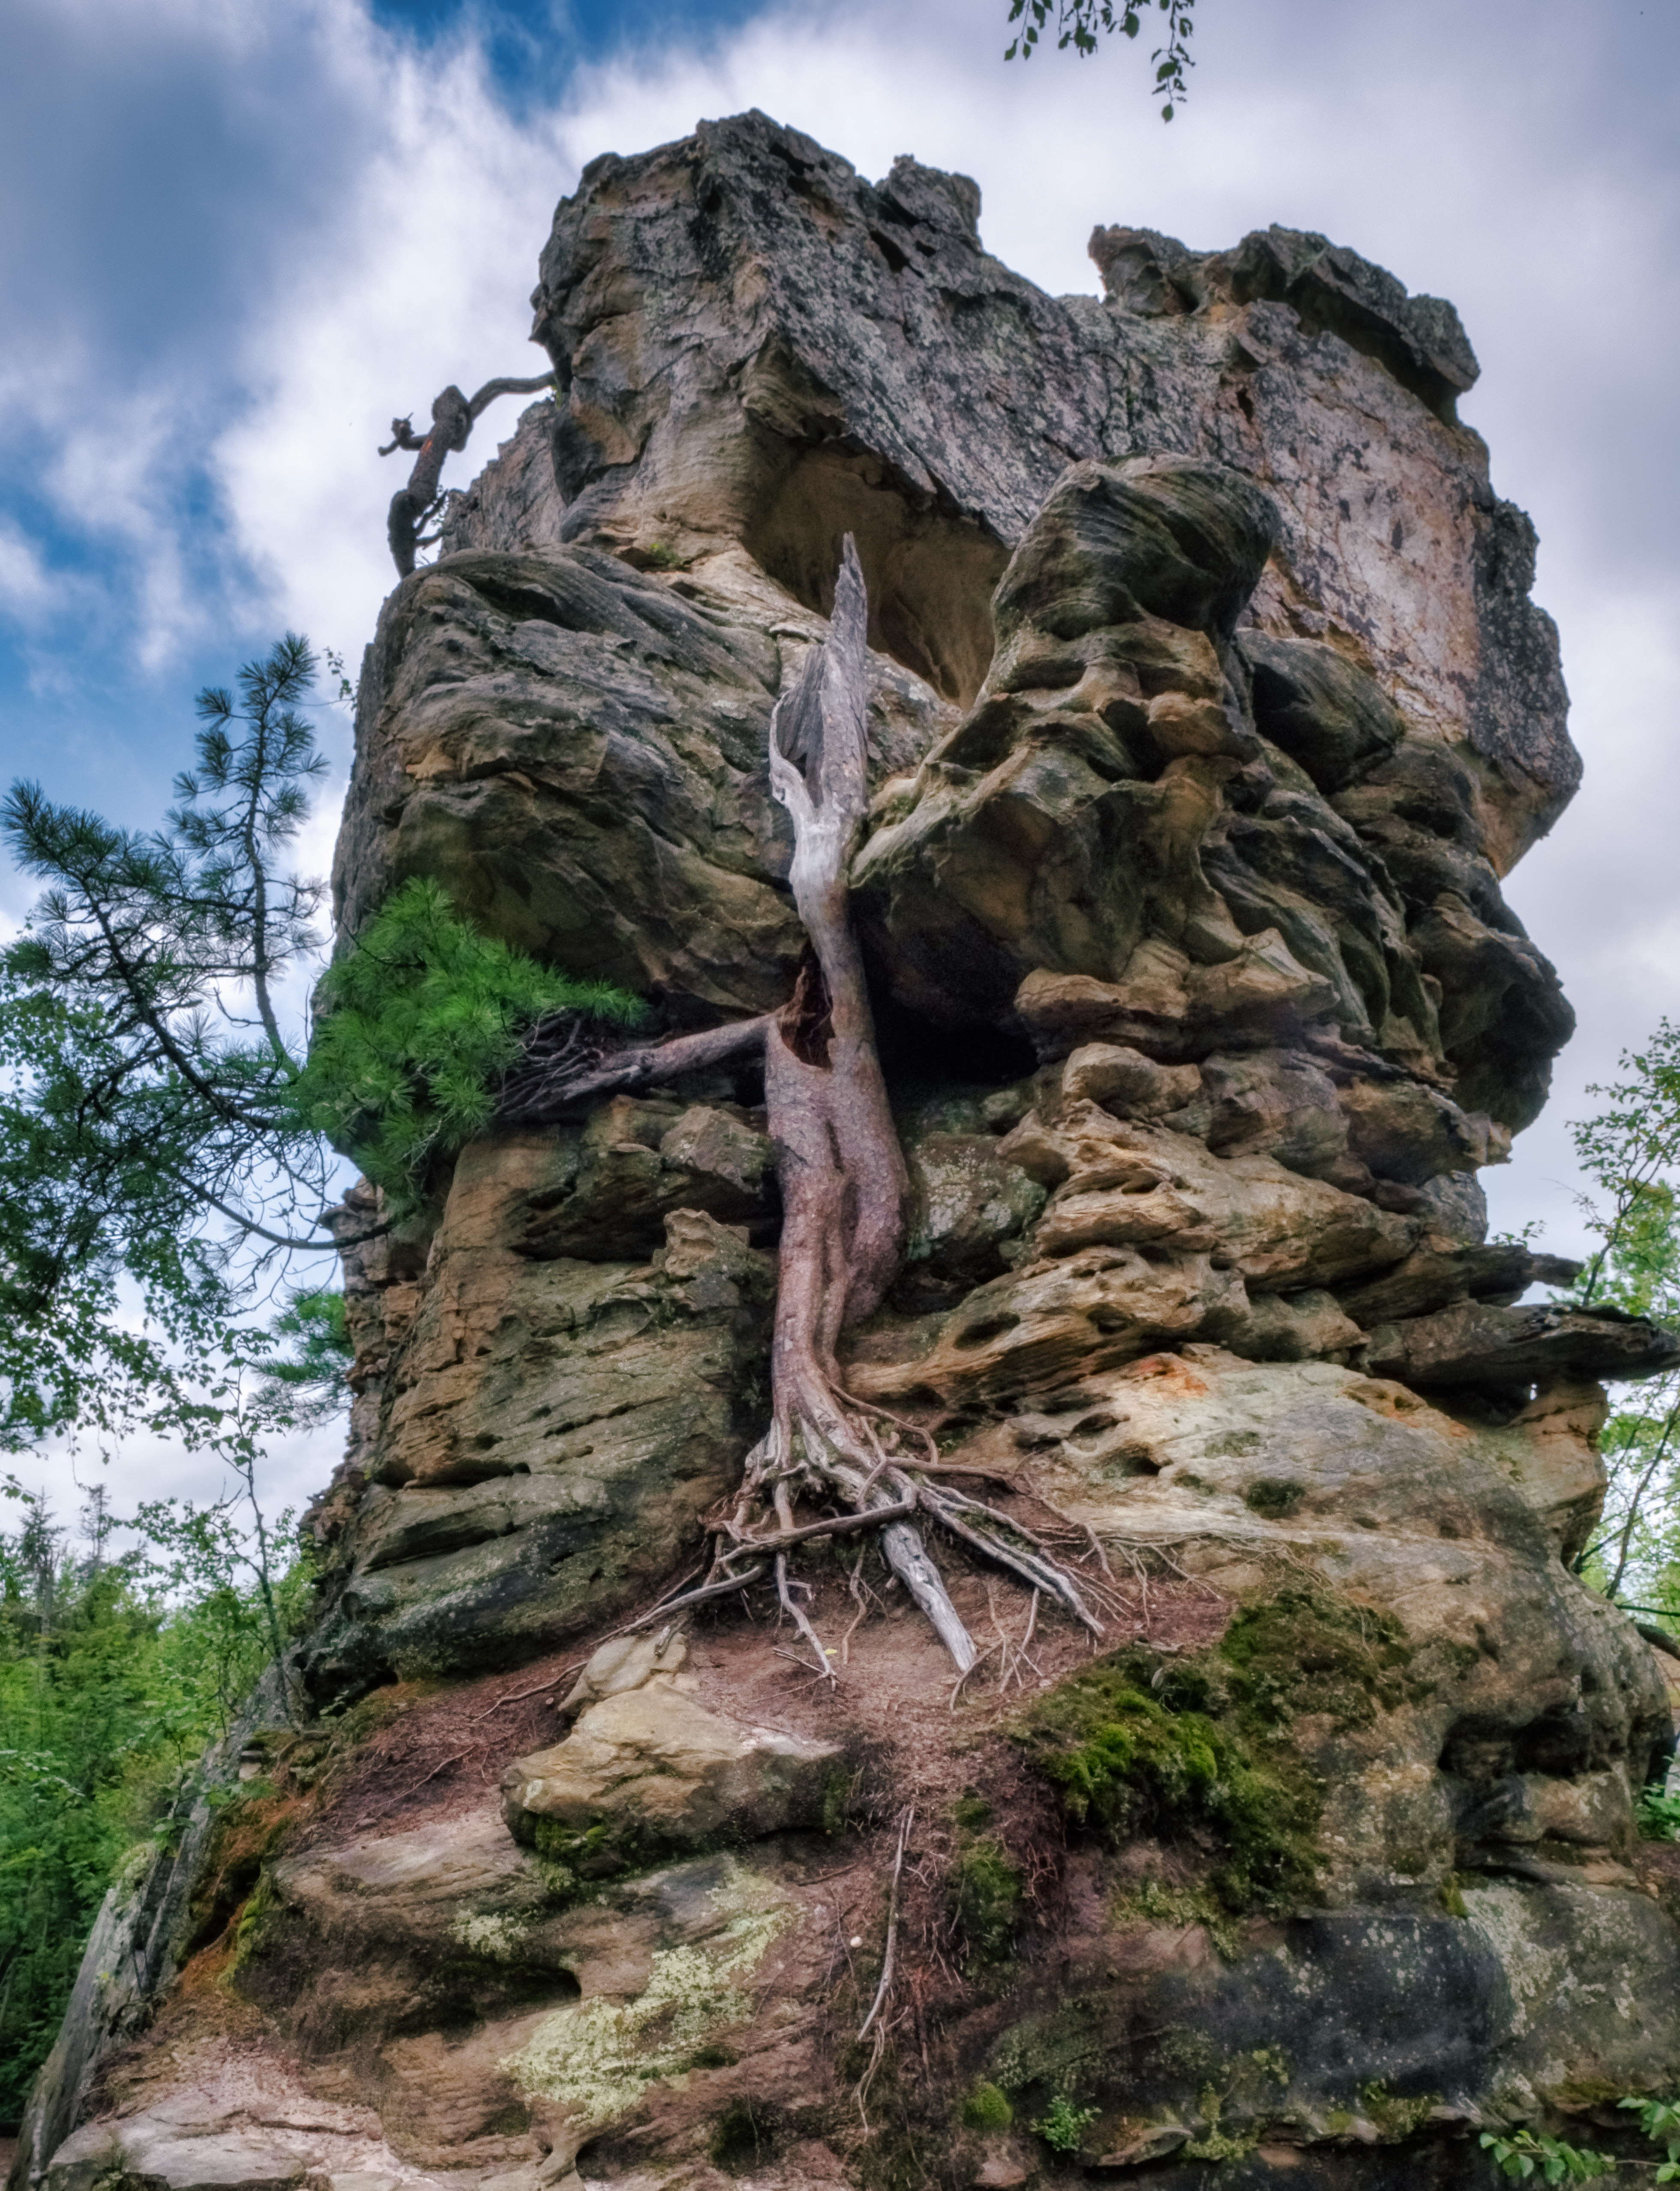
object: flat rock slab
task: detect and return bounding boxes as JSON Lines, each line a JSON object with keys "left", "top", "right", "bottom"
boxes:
{"left": 41, "top": 2077, "right": 441, "bottom": 2191}
{"left": 501, "top": 1687, "right": 844, "bottom": 1865}
{"left": 46, "top": 2123, "right": 318, "bottom": 2191}
{"left": 1364, "top": 1300, "right": 1680, "bottom": 1387}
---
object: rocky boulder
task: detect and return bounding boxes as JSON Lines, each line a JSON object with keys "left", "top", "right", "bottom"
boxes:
{"left": 19, "top": 111, "right": 1680, "bottom": 2191}
{"left": 501, "top": 1635, "right": 845, "bottom": 1871}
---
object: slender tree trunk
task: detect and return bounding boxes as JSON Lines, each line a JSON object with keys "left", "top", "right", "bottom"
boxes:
{"left": 495, "top": 537, "right": 1105, "bottom": 1673}
{"left": 235, "top": 1447, "right": 301, "bottom": 1729}
{"left": 734, "top": 542, "right": 978, "bottom": 1671}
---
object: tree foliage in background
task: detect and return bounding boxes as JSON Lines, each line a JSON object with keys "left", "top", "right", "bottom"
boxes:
{"left": 291, "top": 875, "right": 645, "bottom": 1216}
{"left": 0, "top": 1491, "right": 314, "bottom": 2119}
{"left": 1, "top": 639, "right": 636, "bottom": 1450}
{"left": 1565, "top": 1020, "right": 1680, "bottom": 1628}
{"left": 260, "top": 1288, "right": 354, "bottom": 1430}
{"left": 1005, "top": 0, "right": 1194, "bottom": 115}
{"left": 0, "top": 636, "right": 336, "bottom": 1454}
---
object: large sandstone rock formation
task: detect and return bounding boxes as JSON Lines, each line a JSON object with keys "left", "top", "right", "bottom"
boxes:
{"left": 17, "top": 111, "right": 1680, "bottom": 2191}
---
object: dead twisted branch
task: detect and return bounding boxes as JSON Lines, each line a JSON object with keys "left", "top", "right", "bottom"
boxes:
{"left": 380, "top": 371, "right": 557, "bottom": 577}
{"left": 497, "top": 1012, "right": 775, "bottom": 1124}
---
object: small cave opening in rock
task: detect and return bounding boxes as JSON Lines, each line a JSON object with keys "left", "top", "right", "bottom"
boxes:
{"left": 1437, "top": 1716, "right": 1514, "bottom": 1784}
{"left": 743, "top": 446, "right": 1008, "bottom": 706}
{"left": 1511, "top": 1707, "right": 1594, "bottom": 1779}
{"left": 874, "top": 990, "right": 1038, "bottom": 1094}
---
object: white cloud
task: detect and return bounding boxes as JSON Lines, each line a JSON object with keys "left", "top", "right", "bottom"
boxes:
{"left": 212, "top": 9, "right": 569, "bottom": 668}
{"left": 0, "top": 516, "right": 57, "bottom": 624}
{"left": 1485, "top": 577, "right": 1680, "bottom": 1259}
{"left": 6, "top": 1417, "right": 345, "bottom": 1568}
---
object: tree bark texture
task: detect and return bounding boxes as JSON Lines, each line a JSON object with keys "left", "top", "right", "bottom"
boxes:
{"left": 381, "top": 374, "right": 555, "bottom": 577}
{"left": 741, "top": 539, "right": 978, "bottom": 1671}
{"left": 494, "top": 537, "right": 1106, "bottom": 1673}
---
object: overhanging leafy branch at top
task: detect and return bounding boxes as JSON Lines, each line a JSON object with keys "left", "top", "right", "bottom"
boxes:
{"left": 1005, "top": 0, "right": 1195, "bottom": 116}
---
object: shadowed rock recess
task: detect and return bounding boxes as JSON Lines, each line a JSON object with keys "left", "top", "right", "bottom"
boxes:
{"left": 18, "top": 112, "right": 1680, "bottom": 2191}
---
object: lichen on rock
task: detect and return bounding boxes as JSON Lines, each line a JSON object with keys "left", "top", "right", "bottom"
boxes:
{"left": 497, "top": 1860, "right": 795, "bottom": 2129}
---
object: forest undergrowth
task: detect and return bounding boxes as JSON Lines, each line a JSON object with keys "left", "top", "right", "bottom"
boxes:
{"left": 0, "top": 1494, "right": 314, "bottom": 2122}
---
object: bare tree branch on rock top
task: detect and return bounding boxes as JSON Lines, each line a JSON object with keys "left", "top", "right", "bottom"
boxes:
{"left": 494, "top": 538, "right": 1108, "bottom": 1675}
{"left": 380, "top": 373, "right": 556, "bottom": 578}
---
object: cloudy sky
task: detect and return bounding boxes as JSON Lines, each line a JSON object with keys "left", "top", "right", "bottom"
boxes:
{"left": 3, "top": 0, "right": 1678, "bottom": 1525}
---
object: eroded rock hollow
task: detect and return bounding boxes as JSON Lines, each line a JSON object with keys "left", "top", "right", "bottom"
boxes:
{"left": 20, "top": 111, "right": 1680, "bottom": 2191}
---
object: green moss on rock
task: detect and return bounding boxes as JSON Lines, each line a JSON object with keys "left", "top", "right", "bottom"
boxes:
{"left": 950, "top": 1837, "right": 1024, "bottom": 1967}
{"left": 1016, "top": 1663, "right": 1316, "bottom": 1911}
{"left": 961, "top": 2082, "right": 1014, "bottom": 2131}
{"left": 1013, "top": 1587, "right": 1409, "bottom": 1911}
{"left": 1111, "top": 1877, "right": 1241, "bottom": 1960}
{"left": 1219, "top": 1587, "right": 1413, "bottom": 1728}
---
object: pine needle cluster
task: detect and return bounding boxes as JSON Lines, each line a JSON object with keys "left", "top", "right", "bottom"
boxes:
{"left": 291, "top": 878, "right": 646, "bottom": 1212}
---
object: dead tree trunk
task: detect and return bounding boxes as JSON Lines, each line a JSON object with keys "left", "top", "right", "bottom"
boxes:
{"left": 733, "top": 539, "right": 979, "bottom": 1671}
{"left": 380, "top": 373, "right": 556, "bottom": 578}
{"left": 492, "top": 537, "right": 1107, "bottom": 1674}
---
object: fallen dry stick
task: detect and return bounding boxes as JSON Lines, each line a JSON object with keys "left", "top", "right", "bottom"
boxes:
{"left": 858, "top": 1805, "right": 915, "bottom": 2041}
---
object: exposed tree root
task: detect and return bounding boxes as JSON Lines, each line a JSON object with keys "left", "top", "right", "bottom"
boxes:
{"left": 495, "top": 537, "right": 1106, "bottom": 1673}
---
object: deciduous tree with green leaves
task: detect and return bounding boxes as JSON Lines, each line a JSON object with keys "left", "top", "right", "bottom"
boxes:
{"left": 0, "top": 1489, "right": 314, "bottom": 2119}
{"left": 1563, "top": 1021, "right": 1680, "bottom": 1630}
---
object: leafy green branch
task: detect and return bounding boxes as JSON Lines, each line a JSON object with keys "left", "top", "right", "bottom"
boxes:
{"left": 290, "top": 875, "right": 645, "bottom": 1216}
{"left": 1619, "top": 2095, "right": 1680, "bottom": 2181}
{"left": 1478, "top": 2096, "right": 1680, "bottom": 2180}
{"left": 1005, "top": 0, "right": 1194, "bottom": 117}
{"left": 1479, "top": 2126, "right": 1613, "bottom": 2181}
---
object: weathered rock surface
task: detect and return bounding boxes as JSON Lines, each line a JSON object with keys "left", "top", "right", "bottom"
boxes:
{"left": 520, "top": 119, "right": 1573, "bottom": 876}
{"left": 854, "top": 445, "right": 1568, "bottom": 1135}
{"left": 354, "top": 111, "right": 1574, "bottom": 1080}
{"left": 332, "top": 540, "right": 952, "bottom": 1019}
{"left": 501, "top": 1633, "right": 845, "bottom": 1867}
{"left": 21, "top": 111, "right": 1680, "bottom": 2191}
{"left": 42, "top": 2078, "right": 426, "bottom": 2191}
{"left": 302, "top": 1147, "right": 776, "bottom": 1695}
{"left": 1364, "top": 1299, "right": 1680, "bottom": 1391}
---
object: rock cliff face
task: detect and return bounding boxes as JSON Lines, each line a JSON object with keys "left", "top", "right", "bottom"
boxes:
{"left": 18, "top": 111, "right": 1680, "bottom": 2191}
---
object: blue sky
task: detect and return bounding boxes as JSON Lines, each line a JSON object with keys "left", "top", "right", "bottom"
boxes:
{"left": 3, "top": 0, "right": 1679, "bottom": 1517}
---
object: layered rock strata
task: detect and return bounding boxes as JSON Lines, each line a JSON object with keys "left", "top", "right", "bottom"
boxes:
{"left": 18, "top": 112, "right": 1680, "bottom": 2191}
